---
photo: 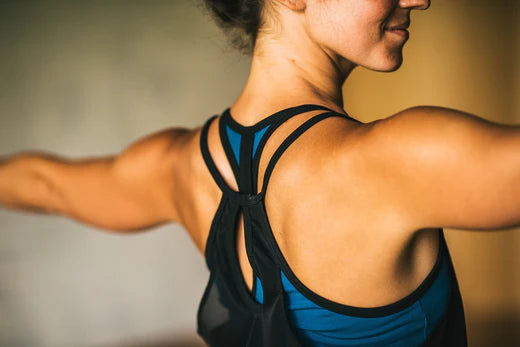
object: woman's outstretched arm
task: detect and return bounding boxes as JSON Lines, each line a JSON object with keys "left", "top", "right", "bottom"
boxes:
{"left": 0, "top": 127, "right": 191, "bottom": 232}
{"left": 361, "top": 106, "right": 520, "bottom": 232}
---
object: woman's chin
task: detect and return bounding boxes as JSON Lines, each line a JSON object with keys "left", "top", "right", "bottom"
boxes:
{"left": 381, "top": 59, "right": 404, "bottom": 72}
{"left": 364, "top": 55, "right": 404, "bottom": 73}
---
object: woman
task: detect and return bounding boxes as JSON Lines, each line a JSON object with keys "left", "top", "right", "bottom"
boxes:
{"left": 0, "top": 0, "right": 519, "bottom": 346}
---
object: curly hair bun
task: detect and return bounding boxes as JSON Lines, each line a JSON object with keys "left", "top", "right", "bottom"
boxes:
{"left": 200, "top": 0, "right": 264, "bottom": 55}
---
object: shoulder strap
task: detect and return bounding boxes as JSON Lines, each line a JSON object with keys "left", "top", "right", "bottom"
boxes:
{"left": 200, "top": 106, "right": 353, "bottom": 196}
{"left": 199, "top": 115, "right": 233, "bottom": 194}
{"left": 219, "top": 104, "right": 338, "bottom": 194}
{"left": 260, "top": 111, "right": 348, "bottom": 193}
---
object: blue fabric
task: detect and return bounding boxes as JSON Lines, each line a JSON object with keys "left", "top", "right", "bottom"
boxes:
{"left": 253, "top": 256, "right": 450, "bottom": 346}
{"left": 254, "top": 276, "right": 264, "bottom": 304}
{"left": 253, "top": 125, "right": 270, "bottom": 158}
{"left": 418, "top": 256, "right": 451, "bottom": 338}
{"left": 225, "top": 125, "right": 242, "bottom": 165}
{"left": 226, "top": 124, "right": 270, "bottom": 164}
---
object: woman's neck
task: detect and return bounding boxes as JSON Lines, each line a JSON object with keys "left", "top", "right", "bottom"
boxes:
{"left": 230, "top": 35, "right": 357, "bottom": 125}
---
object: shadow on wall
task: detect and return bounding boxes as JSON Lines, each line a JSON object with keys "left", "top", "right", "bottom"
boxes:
{"left": 93, "top": 334, "right": 206, "bottom": 347}
{"left": 468, "top": 312, "right": 520, "bottom": 347}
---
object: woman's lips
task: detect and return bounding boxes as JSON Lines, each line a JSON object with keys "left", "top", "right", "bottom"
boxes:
{"left": 385, "top": 28, "right": 409, "bottom": 39}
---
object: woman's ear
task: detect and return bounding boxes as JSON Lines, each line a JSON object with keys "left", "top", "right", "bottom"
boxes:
{"left": 273, "top": 0, "right": 306, "bottom": 11}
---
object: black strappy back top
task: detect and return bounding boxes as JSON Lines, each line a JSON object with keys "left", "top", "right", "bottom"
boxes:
{"left": 197, "top": 104, "right": 467, "bottom": 346}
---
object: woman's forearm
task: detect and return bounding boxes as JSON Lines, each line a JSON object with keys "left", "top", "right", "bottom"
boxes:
{"left": 0, "top": 152, "right": 59, "bottom": 214}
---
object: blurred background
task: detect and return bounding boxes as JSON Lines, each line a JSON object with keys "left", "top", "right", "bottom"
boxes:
{"left": 0, "top": 0, "right": 518, "bottom": 346}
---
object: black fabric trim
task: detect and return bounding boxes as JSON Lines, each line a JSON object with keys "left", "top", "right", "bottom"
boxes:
{"left": 222, "top": 103, "right": 337, "bottom": 134}
{"left": 243, "top": 207, "right": 263, "bottom": 304}
{"left": 202, "top": 193, "right": 226, "bottom": 265}
{"left": 229, "top": 204, "right": 263, "bottom": 312}
{"left": 239, "top": 133, "right": 255, "bottom": 193}
{"left": 199, "top": 115, "right": 233, "bottom": 194}
{"left": 219, "top": 116, "right": 241, "bottom": 186}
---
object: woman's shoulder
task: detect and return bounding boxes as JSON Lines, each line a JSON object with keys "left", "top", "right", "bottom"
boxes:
{"left": 342, "top": 105, "right": 512, "bottom": 166}
{"left": 334, "top": 105, "right": 520, "bottom": 232}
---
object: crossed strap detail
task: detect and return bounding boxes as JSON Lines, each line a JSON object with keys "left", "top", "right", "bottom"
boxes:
{"left": 199, "top": 104, "right": 353, "bottom": 204}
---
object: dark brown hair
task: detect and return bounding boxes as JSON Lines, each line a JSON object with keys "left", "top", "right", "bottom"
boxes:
{"left": 199, "top": 0, "right": 267, "bottom": 55}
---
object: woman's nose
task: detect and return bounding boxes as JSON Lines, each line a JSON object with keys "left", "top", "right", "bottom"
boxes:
{"left": 399, "top": 0, "right": 431, "bottom": 10}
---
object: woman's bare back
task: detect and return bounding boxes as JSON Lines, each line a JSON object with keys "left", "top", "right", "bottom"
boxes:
{"left": 177, "top": 106, "right": 442, "bottom": 308}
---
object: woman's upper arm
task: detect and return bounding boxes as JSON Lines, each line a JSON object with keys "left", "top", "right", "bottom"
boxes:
{"left": 43, "top": 127, "right": 193, "bottom": 232}
{"left": 365, "top": 106, "right": 520, "bottom": 231}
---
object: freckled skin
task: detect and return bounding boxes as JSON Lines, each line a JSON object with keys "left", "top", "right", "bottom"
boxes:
{"left": 303, "top": 0, "right": 413, "bottom": 72}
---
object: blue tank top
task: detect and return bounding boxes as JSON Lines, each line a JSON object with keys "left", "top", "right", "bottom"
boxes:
{"left": 254, "top": 248, "right": 450, "bottom": 345}
{"left": 197, "top": 104, "right": 468, "bottom": 346}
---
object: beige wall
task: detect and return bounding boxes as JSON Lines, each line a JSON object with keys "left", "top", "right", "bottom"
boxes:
{"left": 0, "top": 1, "right": 518, "bottom": 346}
{"left": 513, "top": 0, "right": 520, "bottom": 324}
